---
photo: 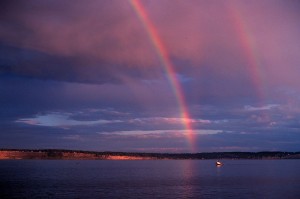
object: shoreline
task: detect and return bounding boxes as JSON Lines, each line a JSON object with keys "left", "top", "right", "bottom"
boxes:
{"left": 1, "top": 149, "right": 300, "bottom": 160}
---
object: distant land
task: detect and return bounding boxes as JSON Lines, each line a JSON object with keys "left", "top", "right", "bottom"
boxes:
{"left": 1, "top": 149, "right": 300, "bottom": 160}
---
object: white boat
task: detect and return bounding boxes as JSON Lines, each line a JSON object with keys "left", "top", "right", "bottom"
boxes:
{"left": 216, "top": 160, "right": 223, "bottom": 166}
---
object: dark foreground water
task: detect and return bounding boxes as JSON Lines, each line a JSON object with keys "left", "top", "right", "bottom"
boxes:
{"left": 0, "top": 159, "right": 300, "bottom": 199}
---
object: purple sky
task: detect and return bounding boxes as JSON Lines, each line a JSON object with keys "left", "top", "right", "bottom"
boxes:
{"left": 1, "top": 0, "right": 300, "bottom": 152}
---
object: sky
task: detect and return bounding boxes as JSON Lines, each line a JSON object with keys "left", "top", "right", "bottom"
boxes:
{"left": 1, "top": 0, "right": 300, "bottom": 153}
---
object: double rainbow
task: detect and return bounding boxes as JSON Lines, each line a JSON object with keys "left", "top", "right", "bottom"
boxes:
{"left": 129, "top": 1, "right": 265, "bottom": 152}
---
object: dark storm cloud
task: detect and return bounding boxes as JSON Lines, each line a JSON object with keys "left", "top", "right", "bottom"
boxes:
{"left": 0, "top": 42, "right": 159, "bottom": 84}
{"left": 0, "top": 1, "right": 163, "bottom": 84}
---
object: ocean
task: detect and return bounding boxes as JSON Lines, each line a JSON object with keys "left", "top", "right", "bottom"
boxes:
{"left": 1, "top": 159, "right": 300, "bottom": 198}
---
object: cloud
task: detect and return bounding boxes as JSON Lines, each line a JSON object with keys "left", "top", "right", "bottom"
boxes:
{"left": 244, "top": 104, "right": 280, "bottom": 111}
{"left": 98, "top": 129, "right": 220, "bottom": 137}
{"left": 129, "top": 117, "right": 211, "bottom": 125}
{"left": 0, "top": 0, "right": 299, "bottom": 89}
{"left": 15, "top": 112, "right": 122, "bottom": 128}
{"left": 0, "top": 1, "right": 162, "bottom": 84}
{"left": 62, "top": 134, "right": 83, "bottom": 141}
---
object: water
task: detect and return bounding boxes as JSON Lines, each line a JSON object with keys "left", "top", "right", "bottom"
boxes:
{"left": 1, "top": 159, "right": 300, "bottom": 198}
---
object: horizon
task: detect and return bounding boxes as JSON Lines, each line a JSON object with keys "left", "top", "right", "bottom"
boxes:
{"left": 1, "top": 148, "right": 300, "bottom": 154}
{"left": 1, "top": 0, "right": 300, "bottom": 153}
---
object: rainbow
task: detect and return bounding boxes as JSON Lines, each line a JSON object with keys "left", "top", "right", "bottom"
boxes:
{"left": 229, "top": 4, "right": 265, "bottom": 103}
{"left": 129, "top": 0, "right": 196, "bottom": 151}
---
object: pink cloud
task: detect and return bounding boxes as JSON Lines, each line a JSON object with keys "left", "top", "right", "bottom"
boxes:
{"left": 1, "top": 1, "right": 297, "bottom": 77}
{"left": 1, "top": 0, "right": 299, "bottom": 96}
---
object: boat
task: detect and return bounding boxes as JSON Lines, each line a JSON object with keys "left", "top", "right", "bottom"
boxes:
{"left": 216, "top": 160, "right": 223, "bottom": 166}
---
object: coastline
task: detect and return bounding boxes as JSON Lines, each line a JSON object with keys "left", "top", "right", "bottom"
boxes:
{"left": 1, "top": 149, "right": 300, "bottom": 160}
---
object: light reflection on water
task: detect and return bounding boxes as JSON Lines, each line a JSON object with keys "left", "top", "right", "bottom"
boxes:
{"left": 0, "top": 159, "right": 300, "bottom": 198}
{"left": 181, "top": 159, "right": 194, "bottom": 198}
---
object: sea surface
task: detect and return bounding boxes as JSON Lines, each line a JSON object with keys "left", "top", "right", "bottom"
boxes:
{"left": 0, "top": 159, "right": 300, "bottom": 199}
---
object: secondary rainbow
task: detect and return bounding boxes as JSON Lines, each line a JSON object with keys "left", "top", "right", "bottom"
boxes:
{"left": 229, "top": 4, "right": 265, "bottom": 103}
{"left": 129, "top": 0, "right": 196, "bottom": 151}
